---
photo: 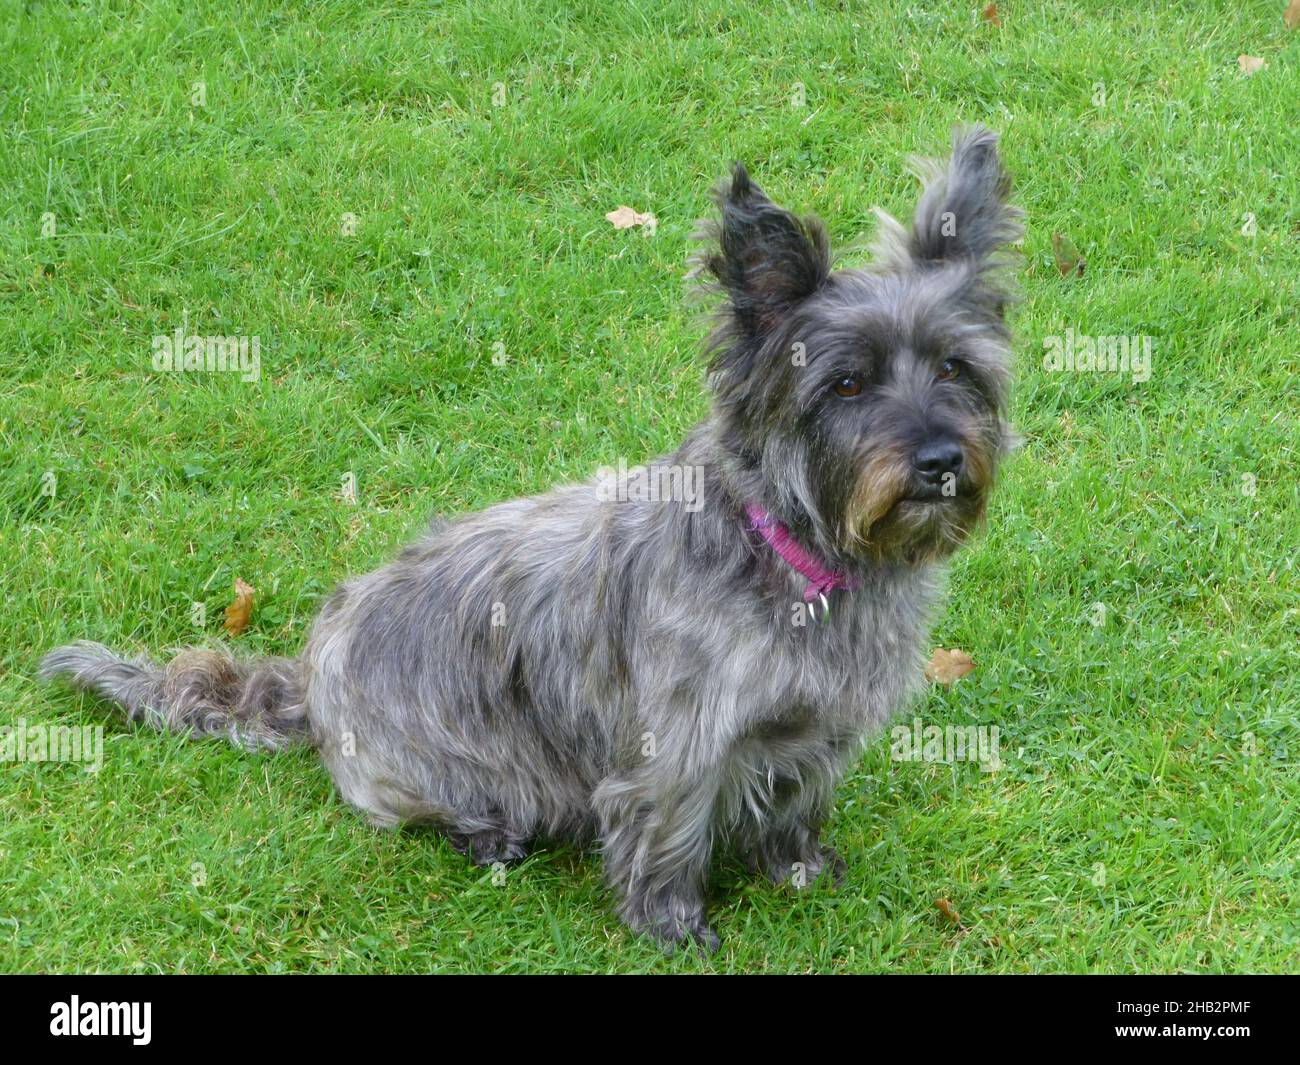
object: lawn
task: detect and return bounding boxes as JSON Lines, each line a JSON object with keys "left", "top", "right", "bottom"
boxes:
{"left": 1, "top": 0, "right": 1297, "bottom": 973}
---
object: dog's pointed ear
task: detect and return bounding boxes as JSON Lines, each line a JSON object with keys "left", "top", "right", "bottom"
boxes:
{"left": 695, "top": 164, "right": 830, "bottom": 338}
{"left": 875, "top": 126, "right": 1023, "bottom": 313}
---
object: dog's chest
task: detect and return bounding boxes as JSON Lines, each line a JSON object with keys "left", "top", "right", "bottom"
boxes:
{"left": 766, "top": 574, "right": 936, "bottom": 738}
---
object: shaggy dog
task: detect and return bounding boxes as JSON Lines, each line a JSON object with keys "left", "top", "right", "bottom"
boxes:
{"left": 42, "top": 126, "right": 1022, "bottom": 952}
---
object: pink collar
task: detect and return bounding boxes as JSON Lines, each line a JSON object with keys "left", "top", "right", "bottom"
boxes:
{"left": 745, "top": 503, "right": 860, "bottom": 603}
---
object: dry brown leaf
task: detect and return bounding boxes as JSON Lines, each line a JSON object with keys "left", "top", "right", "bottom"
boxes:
{"left": 1051, "top": 232, "right": 1085, "bottom": 277}
{"left": 1238, "top": 55, "right": 1267, "bottom": 76}
{"left": 223, "top": 578, "right": 255, "bottom": 637}
{"left": 1288, "top": 1, "right": 1300, "bottom": 30}
{"left": 924, "top": 647, "right": 975, "bottom": 685}
{"left": 981, "top": 3, "right": 1001, "bottom": 26}
{"left": 935, "top": 898, "right": 963, "bottom": 926}
{"left": 605, "top": 205, "right": 656, "bottom": 230}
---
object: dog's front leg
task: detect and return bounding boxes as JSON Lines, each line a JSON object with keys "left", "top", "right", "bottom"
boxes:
{"left": 738, "top": 774, "right": 846, "bottom": 890}
{"left": 593, "top": 765, "right": 721, "bottom": 954}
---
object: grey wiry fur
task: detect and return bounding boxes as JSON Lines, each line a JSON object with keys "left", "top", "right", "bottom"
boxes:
{"left": 39, "top": 641, "right": 306, "bottom": 751}
{"left": 41, "top": 125, "right": 1022, "bottom": 953}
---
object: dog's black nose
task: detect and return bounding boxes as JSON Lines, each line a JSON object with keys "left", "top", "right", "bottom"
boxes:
{"left": 913, "top": 439, "right": 963, "bottom": 485}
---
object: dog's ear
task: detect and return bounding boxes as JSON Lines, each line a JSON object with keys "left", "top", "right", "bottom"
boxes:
{"left": 874, "top": 126, "right": 1023, "bottom": 313}
{"left": 696, "top": 164, "right": 830, "bottom": 338}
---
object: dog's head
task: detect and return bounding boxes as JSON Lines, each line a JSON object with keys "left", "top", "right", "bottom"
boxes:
{"left": 696, "top": 126, "right": 1023, "bottom": 567}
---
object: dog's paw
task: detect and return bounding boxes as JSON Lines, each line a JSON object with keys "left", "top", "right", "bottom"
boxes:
{"left": 627, "top": 901, "right": 721, "bottom": 956}
{"left": 765, "top": 845, "right": 847, "bottom": 890}
{"left": 815, "top": 845, "right": 848, "bottom": 888}
{"left": 657, "top": 915, "right": 721, "bottom": 957}
{"left": 450, "top": 828, "right": 530, "bottom": 866}
{"left": 686, "top": 920, "right": 722, "bottom": 956}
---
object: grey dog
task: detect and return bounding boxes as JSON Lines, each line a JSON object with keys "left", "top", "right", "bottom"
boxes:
{"left": 41, "top": 125, "right": 1022, "bottom": 952}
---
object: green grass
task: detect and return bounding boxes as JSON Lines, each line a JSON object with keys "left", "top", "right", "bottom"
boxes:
{"left": 2, "top": 0, "right": 1297, "bottom": 973}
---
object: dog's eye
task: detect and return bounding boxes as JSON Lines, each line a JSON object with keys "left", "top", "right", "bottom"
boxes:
{"left": 935, "top": 359, "right": 961, "bottom": 382}
{"left": 832, "top": 375, "right": 863, "bottom": 398}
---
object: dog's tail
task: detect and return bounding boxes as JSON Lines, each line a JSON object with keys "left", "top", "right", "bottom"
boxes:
{"left": 39, "top": 641, "right": 310, "bottom": 751}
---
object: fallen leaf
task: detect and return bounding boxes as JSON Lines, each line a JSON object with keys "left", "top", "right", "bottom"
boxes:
{"left": 925, "top": 647, "right": 975, "bottom": 685}
{"left": 935, "top": 898, "right": 963, "bottom": 926}
{"left": 1051, "top": 232, "right": 1085, "bottom": 277}
{"left": 605, "top": 205, "right": 656, "bottom": 231}
{"left": 223, "top": 578, "right": 255, "bottom": 637}
{"left": 1237, "top": 55, "right": 1267, "bottom": 76}
{"left": 1288, "top": 1, "right": 1300, "bottom": 30}
{"left": 981, "top": 3, "right": 1001, "bottom": 26}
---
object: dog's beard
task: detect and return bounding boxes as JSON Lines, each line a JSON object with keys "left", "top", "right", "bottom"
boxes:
{"left": 842, "top": 447, "right": 913, "bottom": 547}
{"left": 868, "top": 493, "right": 987, "bottom": 564}
{"left": 843, "top": 447, "right": 991, "bottom": 565}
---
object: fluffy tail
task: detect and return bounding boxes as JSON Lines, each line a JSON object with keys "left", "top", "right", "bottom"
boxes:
{"left": 39, "top": 641, "right": 309, "bottom": 751}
